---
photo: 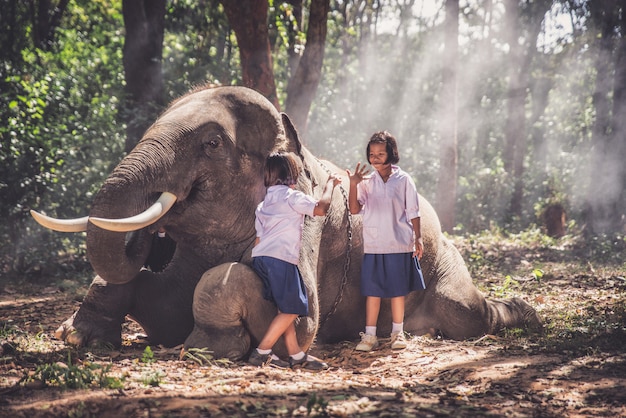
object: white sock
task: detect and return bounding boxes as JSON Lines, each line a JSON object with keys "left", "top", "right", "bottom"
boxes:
{"left": 256, "top": 348, "right": 271, "bottom": 355}
{"left": 365, "top": 326, "right": 377, "bottom": 336}
{"left": 392, "top": 322, "right": 403, "bottom": 334}
{"left": 290, "top": 351, "right": 306, "bottom": 361}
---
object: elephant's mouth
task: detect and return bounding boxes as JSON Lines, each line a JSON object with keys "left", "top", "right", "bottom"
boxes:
{"left": 140, "top": 230, "right": 177, "bottom": 273}
{"left": 30, "top": 192, "right": 177, "bottom": 233}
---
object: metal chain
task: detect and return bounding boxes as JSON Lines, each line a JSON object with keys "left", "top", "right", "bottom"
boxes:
{"left": 315, "top": 158, "right": 353, "bottom": 327}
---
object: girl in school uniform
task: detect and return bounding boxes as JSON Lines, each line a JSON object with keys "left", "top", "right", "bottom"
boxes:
{"left": 347, "top": 131, "right": 426, "bottom": 352}
{"left": 249, "top": 152, "right": 341, "bottom": 370}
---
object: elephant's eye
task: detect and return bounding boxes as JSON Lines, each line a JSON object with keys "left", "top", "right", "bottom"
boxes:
{"left": 203, "top": 135, "right": 222, "bottom": 152}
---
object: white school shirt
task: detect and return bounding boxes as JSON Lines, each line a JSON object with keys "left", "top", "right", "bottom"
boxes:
{"left": 357, "top": 165, "right": 421, "bottom": 254}
{"left": 251, "top": 185, "right": 317, "bottom": 265}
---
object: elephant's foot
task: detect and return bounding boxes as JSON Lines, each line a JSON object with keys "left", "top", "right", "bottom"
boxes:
{"left": 488, "top": 296, "right": 543, "bottom": 336}
{"left": 54, "top": 275, "right": 133, "bottom": 348}
{"left": 54, "top": 310, "right": 123, "bottom": 348}
{"left": 511, "top": 297, "right": 543, "bottom": 333}
{"left": 184, "top": 324, "right": 251, "bottom": 361}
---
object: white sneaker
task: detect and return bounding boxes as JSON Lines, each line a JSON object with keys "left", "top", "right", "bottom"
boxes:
{"left": 355, "top": 332, "right": 379, "bottom": 352}
{"left": 390, "top": 331, "right": 408, "bottom": 350}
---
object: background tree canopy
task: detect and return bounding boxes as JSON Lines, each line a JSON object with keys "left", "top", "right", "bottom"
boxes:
{"left": 1, "top": 0, "right": 625, "bottom": 280}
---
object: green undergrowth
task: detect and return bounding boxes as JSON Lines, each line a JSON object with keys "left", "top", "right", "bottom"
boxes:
{"left": 454, "top": 226, "right": 626, "bottom": 356}
{"left": 1, "top": 227, "right": 625, "bottom": 392}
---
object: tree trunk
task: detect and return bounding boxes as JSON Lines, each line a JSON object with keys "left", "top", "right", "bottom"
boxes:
{"left": 585, "top": 0, "right": 626, "bottom": 233}
{"left": 502, "top": 0, "right": 527, "bottom": 221}
{"left": 284, "top": 0, "right": 330, "bottom": 135}
{"left": 529, "top": 71, "right": 553, "bottom": 170}
{"left": 221, "top": 0, "right": 279, "bottom": 109}
{"left": 609, "top": 1, "right": 626, "bottom": 231}
{"left": 283, "top": 0, "right": 304, "bottom": 77}
{"left": 122, "top": 0, "right": 167, "bottom": 152}
{"left": 1, "top": 0, "right": 19, "bottom": 61}
{"left": 503, "top": 0, "right": 551, "bottom": 221}
{"left": 435, "top": 0, "right": 459, "bottom": 233}
{"left": 30, "top": 0, "right": 70, "bottom": 50}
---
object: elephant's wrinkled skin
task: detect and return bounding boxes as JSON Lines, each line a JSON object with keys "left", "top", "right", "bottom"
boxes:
{"left": 42, "top": 86, "right": 541, "bottom": 357}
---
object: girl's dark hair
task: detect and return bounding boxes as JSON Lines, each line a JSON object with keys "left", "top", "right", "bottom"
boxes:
{"left": 366, "top": 131, "right": 400, "bottom": 165}
{"left": 264, "top": 152, "right": 301, "bottom": 187}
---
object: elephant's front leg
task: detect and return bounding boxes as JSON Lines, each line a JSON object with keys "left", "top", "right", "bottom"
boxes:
{"left": 184, "top": 262, "right": 317, "bottom": 361}
{"left": 55, "top": 275, "right": 134, "bottom": 347}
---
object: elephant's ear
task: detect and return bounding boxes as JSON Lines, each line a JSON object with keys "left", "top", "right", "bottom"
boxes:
{"left": 281, "top": 112, "right": 316, "bottom": 188}
{"left": 281, "top": 113, "right": 303, "bottom": 158}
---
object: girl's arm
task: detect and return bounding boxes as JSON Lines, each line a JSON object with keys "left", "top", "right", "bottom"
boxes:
{"left": 313, "top": 175, "right": 342, "bottom": 216}
{"left": 411, "top": 217, "right": 424, "bottom": 259}
{"left": 347, "top": 179, "right": 361, "bottom": 214}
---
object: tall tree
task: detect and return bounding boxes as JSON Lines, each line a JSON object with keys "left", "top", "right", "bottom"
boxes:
{"left": 31, "top": 0, "right": 70, "bottom": 50}
{"left": 435, "top": 0, "right": 459, "bottom": 233}
{"left": 221, "top": 0, "right": 279, "bottom": 109}
{"left": 122, "top": 0, "right": 167, "bottom": 152}
{"left": 502, "top": 0, "right": 551, "bottom": 220}
{"left": 585, "top": 0, "right": 626, "bottom": 234}
{"left": 279, "top": 0, "right": 304, "bottom": 77}
{"left": 284, "top": 0, "right": 330, "bottom": 135}
{"left": 611, "top": 0, "right": 626, "bottom": 232}
{"left": 0, "top": 0, "right": 69, "bottom": 61}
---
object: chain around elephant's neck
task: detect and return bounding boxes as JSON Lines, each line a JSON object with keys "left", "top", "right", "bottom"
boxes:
{"left": 314, "top": 157, "right": 353, "bottom": 327}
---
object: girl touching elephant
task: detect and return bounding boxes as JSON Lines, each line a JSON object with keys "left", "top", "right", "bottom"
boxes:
{"left": 248, "top": 152, "right": 340, "bottom": 371}
{"left": 347, "top": 131, "right": 426, "bottom": 353}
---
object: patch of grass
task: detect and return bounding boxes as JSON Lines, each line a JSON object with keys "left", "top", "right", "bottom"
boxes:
{"left": 2, "top": 322, "right": 126, "bottom": 391}
{"left": 140, "top": 370, "right": 164, "bottom": 387}
{"left": 183, "top": 347, "right": 215, "bottom": 365}
{"left": 0, "top": 322, "right": 15, "bottom": 339}
{"left": 453, "top": 227, "right": 626, "bottom": 356}
{"left": 306, "top": 393, "right": 328, "bottom": 416}
{"left": 67, "top": 402, "right": 89, "bottom": 418}
{"left": 181, "top": 347, "right": 234, "bottom": 367}
{"left": 23, "top": 352, "right": 124, "bottom": 390}
{"left": 141, "top": 345, "right": 155, "bottom": 364}
{"left": 489, "top": 275, "right": 521, "bottom": 298}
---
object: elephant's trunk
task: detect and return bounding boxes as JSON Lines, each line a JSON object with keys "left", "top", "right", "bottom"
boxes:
{"left": 86, "top": 140, "right": 177, "bottom": 284}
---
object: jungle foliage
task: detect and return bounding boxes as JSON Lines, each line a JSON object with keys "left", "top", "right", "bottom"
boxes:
{"left": 1, "top": 0, "right": 625, "bottom": 281}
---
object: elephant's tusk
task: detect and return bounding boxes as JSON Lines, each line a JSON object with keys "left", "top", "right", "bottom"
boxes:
{"left": 30, "top": 210, "right": 89, "bottom": 232}
{"left": 89, "top": 192, "right": 177, "bottom": 232}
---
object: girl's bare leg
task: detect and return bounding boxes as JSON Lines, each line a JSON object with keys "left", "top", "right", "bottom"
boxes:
{"left": 390, "top": 296, "right": 405, "bottom": 324}
{"left": 283, "top": 322, "right": 301, "bottom": 356}
{"left": 365, "top": 296, "right": 382, "bottom": 327}
{"left": 257, "top": 312, "right": 298, "bottom": 351}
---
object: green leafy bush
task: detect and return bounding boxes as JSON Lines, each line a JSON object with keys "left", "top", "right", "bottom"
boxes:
{"left": 0, "top": 1, "right": 125, "bottom": 280}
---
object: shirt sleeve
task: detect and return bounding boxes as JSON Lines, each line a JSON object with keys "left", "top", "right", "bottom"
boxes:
{"left": 288, "top": 190, "right": 318, "bottom": 216}
{"left": 254, "top": 206, "right": 263, "bottom": 237}
{"left": 405, "top": 176, "right": 421, "bottom": 220}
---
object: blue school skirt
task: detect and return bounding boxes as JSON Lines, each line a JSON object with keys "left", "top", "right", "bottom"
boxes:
{"left": 252, "top": 256, "right": 309, "bottom": 316}
{"left": 361, "top": 253, "right": 426, "bottom": 298}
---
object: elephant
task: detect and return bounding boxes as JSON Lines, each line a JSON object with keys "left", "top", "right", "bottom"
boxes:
{"left": 31, "top": 85, "right": 542, "bottom": 359}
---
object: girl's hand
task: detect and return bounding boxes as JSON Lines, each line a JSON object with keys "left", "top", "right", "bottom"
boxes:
{"left": 413, "top": 237, "right": 424, "bottom": 260}
{"left": 328, "top": 174, "right": 342, "bottom": 187}
{"left": 346, "top": 163, "right": 370, "bottom": 185}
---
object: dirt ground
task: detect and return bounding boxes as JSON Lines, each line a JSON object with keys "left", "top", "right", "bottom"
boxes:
{"left": 1, "top": 235, "right": 625, "bottom": 417}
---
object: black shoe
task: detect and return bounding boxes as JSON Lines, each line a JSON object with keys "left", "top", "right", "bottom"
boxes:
{"left": 248, "top": 350, "right": 290, "bottom": 368}
{"left": 289, "top": 354, "right": 329, "bottom": 371}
